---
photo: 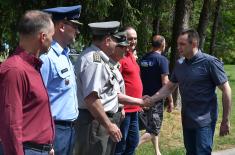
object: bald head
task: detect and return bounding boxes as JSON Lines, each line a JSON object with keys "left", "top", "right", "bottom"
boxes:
{"left": 152, "top": 35, "right": 165, "bottom": 51}
{"left": 123, "top": 26, "right": 137, "bottom": 50}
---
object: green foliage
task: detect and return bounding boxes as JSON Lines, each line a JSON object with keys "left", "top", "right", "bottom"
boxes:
{"left": 0, "top": 0, "right": 234, "bottom": 63}
{"left": 200, "top": 0, "right": 235, "bottom": 64}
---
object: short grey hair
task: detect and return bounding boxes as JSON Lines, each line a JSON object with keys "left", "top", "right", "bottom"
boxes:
{"left": 18, "top": 10, "right": 52, "bottom": 36}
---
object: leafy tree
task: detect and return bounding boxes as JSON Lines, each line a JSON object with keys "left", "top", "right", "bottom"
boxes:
{"left": 197, "top": 0, "right": 211, "bottom": 50}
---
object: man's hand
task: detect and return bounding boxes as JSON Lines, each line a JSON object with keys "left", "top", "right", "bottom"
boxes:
{"left": 219, "top": 120, "right": 230, "bottom": 136}
{"left": 121, "top": 108, "right": 125, "bottom": 120}
{"left": 107, "top": 123, "right": 122, "bottom": 142}
{"left": 49, "top": 148, "right": 54, "bottom": 155}
{"left": 142, "top": 95, "right": 154, "bottom": 107}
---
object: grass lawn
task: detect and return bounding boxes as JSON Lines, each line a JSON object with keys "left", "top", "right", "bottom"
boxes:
{"left": 137, "top": 65, "right": 235, "bottom": 155}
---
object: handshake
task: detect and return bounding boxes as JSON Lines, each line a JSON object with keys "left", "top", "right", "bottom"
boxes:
{"left": 140, "top": 95, "right": 155, "bottom": 107}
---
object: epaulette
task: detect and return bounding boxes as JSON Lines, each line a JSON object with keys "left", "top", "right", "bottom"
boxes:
{"left": 93, "top": 53, "right": 101, "bottom": 62}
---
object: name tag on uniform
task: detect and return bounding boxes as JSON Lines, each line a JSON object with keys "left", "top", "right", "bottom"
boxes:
{"left": 61, "top": 68, "right": 68, "bottom": 74}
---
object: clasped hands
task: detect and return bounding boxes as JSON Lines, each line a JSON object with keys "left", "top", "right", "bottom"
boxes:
{"left": 141, "top": 95, "right": 155, "bottom": 107}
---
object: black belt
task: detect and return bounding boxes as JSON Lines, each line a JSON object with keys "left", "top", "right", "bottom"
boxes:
{"left": 23, "top": 142, "right": 52, "bottom": 152}
{"left": 106, "top": 112, "right": 115, "bottom": 117}
{"left": 79, "top": 108, "right": 122, "bottom": 118}
{"left": 106, "top": 107, "right": 123, "bottom": 118}
{"left": 54, "top": 120, "right": 75, "bottom": 127}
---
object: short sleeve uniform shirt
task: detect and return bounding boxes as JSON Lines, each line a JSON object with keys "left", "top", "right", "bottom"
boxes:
{"left": 40, "top": 41, "right": 78, "bottom": 121}
{"left": 75, "top": 44, "right": 119, "bottom": 113}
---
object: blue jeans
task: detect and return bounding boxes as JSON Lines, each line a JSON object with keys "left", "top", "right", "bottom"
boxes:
{"left": 183, "top": 122, "right": 216, "bottom": 155}
{"left": 115, "top": 112, "right": 139, "bottom": 155}
{"left": 54, "top": 124, "right": 76, "bottom": 155}
{"left": 0, "top": 142, "right": 3, "bottom": 155}
{"left": 24, "top": 148, "right": 49, "bottom": 155}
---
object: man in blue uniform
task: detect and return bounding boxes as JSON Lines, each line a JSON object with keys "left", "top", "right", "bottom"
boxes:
{"left": 40, "top": 5, "right": 82, "bottom": 155}
{"left": 139, "top": 35, "right": 173, "bottom": 155}
{"left": 149, "top": 29, "right": 231, "bottom": 155}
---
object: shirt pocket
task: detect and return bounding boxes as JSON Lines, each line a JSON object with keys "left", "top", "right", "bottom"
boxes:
{"left": 54, "top": 61, "right": 72, "bottom": 90}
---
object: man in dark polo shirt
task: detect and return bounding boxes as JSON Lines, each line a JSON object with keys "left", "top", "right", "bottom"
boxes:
{"left": 139, "top": 35, "right": 173, "bottom": 155}
{"left": 149, "top": 29, "right": 231, "bottom": 155}
{"left": 0, "top": 10, "right": 55, "bottom": 155}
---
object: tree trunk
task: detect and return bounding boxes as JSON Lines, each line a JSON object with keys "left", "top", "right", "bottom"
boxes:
{"left": 197, "top": 0, "right": 211, "bottom": 50}
{"left": 170, "top": 0, "right": 192, "bottom": 71}
{"left": 153, "top": 17, "right": 160, "bottom": 35}
{"left": 170, "top": 0, "right": 193, "bottom": 107}
{"left": 209, "top": 0, "right": 222, "bottom": 55}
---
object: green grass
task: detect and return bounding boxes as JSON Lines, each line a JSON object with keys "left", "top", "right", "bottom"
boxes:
{"left": 137, "top": 65, "right": 235, "bottom": 155}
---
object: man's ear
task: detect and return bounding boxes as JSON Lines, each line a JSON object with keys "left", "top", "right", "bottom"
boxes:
{"left": 191, "top": 39, "right": 198, "bottom": 48}
{"left": 105, "top": 36, "right": 111, "bottom": 46}
{"left": 57, "top": 21, "right": 65, "bottom": 32}
{"left": 39, "top": 32, "right": 46, "bottom": 42}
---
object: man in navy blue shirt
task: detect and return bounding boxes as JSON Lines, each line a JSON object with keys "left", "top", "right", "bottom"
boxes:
{"left": 149, "top": 29, "right": 231, "bottom": 155}
{"left": 139, "top": 35, "right": 173, "bottom": 155}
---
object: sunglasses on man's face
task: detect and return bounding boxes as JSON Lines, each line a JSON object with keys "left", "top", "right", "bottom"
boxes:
{"left": 63, "top": 21, "right": 78, "bottom": 30}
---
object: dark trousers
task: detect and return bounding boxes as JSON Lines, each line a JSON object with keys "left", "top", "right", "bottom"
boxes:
{"left": 75, "top": 110, "right": 122, "bottom": 155}
{"left": 183, "top": 122, "right": 216, "bottom": 155}
{"left": 115, "top": 112, "right": 139, "bottom": 155}
{"left": 0, "top": 142, "right": 3, "bottom": 155}
{"left": 54, "top": 123, "right": 76, "bottom": 155}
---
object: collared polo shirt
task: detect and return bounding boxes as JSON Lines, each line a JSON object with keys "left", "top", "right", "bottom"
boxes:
{"left": 119, "top": 51, "right": 143, "bottom": 112}
{"left": 75, "top": 44, "right": 119, "bottom": 113}
{"left": 40, "top": 41, "right": 78, "bottom": 121}
{"left": 0, "top": 47, "right": 54, "bottom": 155}
{"left": 170, "top": 50, "right": 228, "bottom": 128}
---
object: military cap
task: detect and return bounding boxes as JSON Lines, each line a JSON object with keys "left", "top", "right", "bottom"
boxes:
{"left": 88, "top": 21, "right": 120, "bottom": 36}
{"left": 43, "top": 5, "right": 82, "bottom": 25}
{"left": 113, "top": 31, "right": 129, "bottom": 46}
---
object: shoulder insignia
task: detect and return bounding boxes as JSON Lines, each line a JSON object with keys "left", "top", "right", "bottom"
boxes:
{"left": 93, "top": 53, "right": 101, "bottom": 62}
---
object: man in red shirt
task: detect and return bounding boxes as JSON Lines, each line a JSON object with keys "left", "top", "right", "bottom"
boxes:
{"left": 0, "top": 10, "right": 55, "bottom": 155}
{"left": 115, "top": 26, "right": 143, "bottom": 155}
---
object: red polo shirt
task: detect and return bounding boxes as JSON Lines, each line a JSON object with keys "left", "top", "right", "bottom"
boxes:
{"left": 119, "top": 51, "right": 143, "bottom": 112}
{"left": 0, "top": 47, "right": 54, "bottom": 155}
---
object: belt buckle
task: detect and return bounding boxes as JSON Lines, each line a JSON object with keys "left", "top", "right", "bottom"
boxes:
{"left": 43, "top": 144, "right": 52, "bottom": 151}
{"left": 106, "top": 112, "right": 114, "bottom": 117}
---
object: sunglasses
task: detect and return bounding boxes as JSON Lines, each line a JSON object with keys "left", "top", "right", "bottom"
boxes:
{"left": 63, "top": 21, "right": 78, "bottom": 30}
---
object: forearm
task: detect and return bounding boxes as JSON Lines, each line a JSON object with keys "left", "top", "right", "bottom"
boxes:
{"left": 221, "top": 83, "right": 232, "bottom": 123}
{"left": 85, "top": 93, "right": 112, "bottom": 129}
{"left": 151, "top": 82, "right": 177, "bottom": 103}
{"left": 118, "top": 93, "right": 143, "bottom": 106}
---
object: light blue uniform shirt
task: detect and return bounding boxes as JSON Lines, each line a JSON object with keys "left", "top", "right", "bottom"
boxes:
{"left": 40, "top": 41, "right": 78, "bottom": 121}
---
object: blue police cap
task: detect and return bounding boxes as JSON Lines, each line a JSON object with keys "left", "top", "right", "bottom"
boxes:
{"left": 88, "top": 21, "right": 120, "bottom": 36}
{"left": 43, "top": 5, "right": 82, "bottom": 25}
